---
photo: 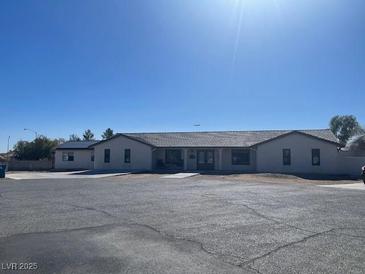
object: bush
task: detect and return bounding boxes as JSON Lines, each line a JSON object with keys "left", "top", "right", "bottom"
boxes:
{"left": 13, "top": 136, "right": 61, "bottom": 160}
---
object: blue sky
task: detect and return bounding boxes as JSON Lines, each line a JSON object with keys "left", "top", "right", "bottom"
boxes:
{"left": 1, "top": 0, "right": 364, "bottom": 152}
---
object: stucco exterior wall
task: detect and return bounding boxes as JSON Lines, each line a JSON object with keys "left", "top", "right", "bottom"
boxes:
{"left": 337, "top": 153, "right": 365, "bottom": 177}
{"left": 54, "top": 149, "right": 94, "bottom": 170}
{"left": 93, "top": 136, "right": 153, "bottom": 170}
{"left": 256, "top": 132, "right": 341, "bottom": 174}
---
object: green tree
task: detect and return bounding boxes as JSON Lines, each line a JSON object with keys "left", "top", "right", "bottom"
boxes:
{"left": 346, "top": 135, "right": 365, "bottom": 152}
{"left": 13, "top": 136, "right": 60, "bottom": 160}
{"left": 330, "top": 115, "right": 364, "bottom": 145}
{"left": 102, "top": 128, "right": 114, "bottom": 140}
{"left": 69, "top": 134, "right": 81, "bottom": 141}
{"left": 83, "top": 129, "right": 95, "bottom": 141}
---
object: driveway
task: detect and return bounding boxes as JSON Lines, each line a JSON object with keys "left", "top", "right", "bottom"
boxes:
{"left": 0, "top": 175, "right": 364, "bottom": 273}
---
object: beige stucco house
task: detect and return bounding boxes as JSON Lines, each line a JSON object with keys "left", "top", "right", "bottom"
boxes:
{"left": 53, "top": 129, "right": 364, "bottom": 176}
{"left": 54, "top": 140, "right": 97, "bottom": 170}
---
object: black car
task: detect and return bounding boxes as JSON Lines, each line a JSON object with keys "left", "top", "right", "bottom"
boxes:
{"left": 362, "top": 166, "right": 365, "bottom": 184}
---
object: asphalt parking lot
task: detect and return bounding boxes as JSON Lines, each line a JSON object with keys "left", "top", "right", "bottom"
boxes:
{"left": 0, "top": 174, "right": 364, "bottom": 274}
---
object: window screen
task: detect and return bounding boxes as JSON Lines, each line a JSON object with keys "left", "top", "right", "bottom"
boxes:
{"left": 104, "top": 149, "right": 110, "bottom": 163}
{"left": 312, "top": 149, "right": 320, "bottom": 166}
{"left": 62, "top": 152, "right": 74, "bottom": 161}
{"left": 283, "top": 149, "right": 291, "bottom": 165}
{"left": 165, "top": 149, "right": 183, "bottom": 165}
{"left": 124, "top": 149, "right": 131, "bottom": 163}
{"left": 232, "top": 149, "right": 250, "bottom": 165}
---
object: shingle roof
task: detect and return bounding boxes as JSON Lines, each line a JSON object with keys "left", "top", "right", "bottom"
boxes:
{"left": 117, "top": 129, "right": 339, "bottom": 148}
{"left": 56, "top": 140, "right": 99, "bottom": 150}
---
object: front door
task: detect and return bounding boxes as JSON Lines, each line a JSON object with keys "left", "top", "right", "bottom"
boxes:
{"left": 197, "top": 149, "right": 215, "bottom": 170}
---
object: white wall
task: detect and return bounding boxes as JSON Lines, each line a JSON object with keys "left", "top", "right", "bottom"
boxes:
{"left": 93, "top": 136, "right": 153, "bottom": 170}
{"left": 54, "top": 150, "right": 94, "bottom": 170}
{"left": 338, "top": 154, "right": 365, "bottom": 177}
{"left": 256, "top": 132, "right": 342, "bottom": 174}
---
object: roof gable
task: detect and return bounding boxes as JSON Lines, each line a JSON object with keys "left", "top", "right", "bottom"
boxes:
{"left": 89, "top": 129, "right": 339, "bottom": 148}
{"left": 90, "top": 134, "right": 155, "bottom": 148}
{"left": 254, "top": 130, "right": 341, "bottom": 147}
{"left": 120, "top": 129, "right": 339, "bottom": 148}
{"left": 56, "top": 140, "right": 99, "bottom": 150}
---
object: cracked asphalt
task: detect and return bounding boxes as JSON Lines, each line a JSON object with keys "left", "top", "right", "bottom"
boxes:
{"left": 0, "top": 175, "right": 364, "bottom": 273}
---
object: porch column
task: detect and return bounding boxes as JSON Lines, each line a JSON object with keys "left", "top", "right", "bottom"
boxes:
{"left": 184, "top": 149, "right": 188, "bottom": 170}
{"left": 218, "top": 148, "right": 223, "bottom": 170}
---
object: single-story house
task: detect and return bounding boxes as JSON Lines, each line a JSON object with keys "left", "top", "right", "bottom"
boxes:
{"left": 53, "top": 129, "right": 365, "bottom": 176}
{"left": 54, "top": 140, "right": 98, "bottom": 170}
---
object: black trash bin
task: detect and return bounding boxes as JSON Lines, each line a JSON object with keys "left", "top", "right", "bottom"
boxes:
{"left": 0, "top": 164, "right": 6, "bottom": 178}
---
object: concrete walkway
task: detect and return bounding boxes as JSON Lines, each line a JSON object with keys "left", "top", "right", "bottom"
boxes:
{"left": 161, "top": 173, "right": 199, "bottom": 179}
{"left": 319, "top": 182, "right": 365, "bottom": 190}
{"left": 6, "top": 171, "right": 129, "bottom": 180}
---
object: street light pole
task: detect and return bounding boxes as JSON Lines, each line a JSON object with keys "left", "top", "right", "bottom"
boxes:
{"left": 24, "top": 128, "right": 38, "bottom": 139}
{"left": 7, "top": 136, "right": 10, "bottom": 152}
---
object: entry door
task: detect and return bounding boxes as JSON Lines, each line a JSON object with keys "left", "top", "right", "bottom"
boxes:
{"left": 197, "top": 150, "right": 215, "bottom": 170}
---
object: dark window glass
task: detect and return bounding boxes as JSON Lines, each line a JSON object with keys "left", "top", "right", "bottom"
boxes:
{"left": 232, "top": 149, "right": 250, "bottom": 165}
{"left": 104, "top": 149, "right": 110, "bottom": 163}
{"left": 206, "top": 151, "right": 214, "bottom": 164}
{"left": 283, "top": 149, "right": 291, "bottom": 165}
{"left": 312, "top": 149, "right": 320, "bottom": 166}
{"left": 165, "top": 149, "right": 183, "bottom": 166}
{"left": 198, "top": 151, "right": 205, "bottom": 164}
{"left": 124, "top": 149, "right": 131, "bottom": 163}
{"left": 62, "top": 152, "right": 74, "bottom": 161}
{"left": 91, "top": 152, "right": 94, "bottom": 162}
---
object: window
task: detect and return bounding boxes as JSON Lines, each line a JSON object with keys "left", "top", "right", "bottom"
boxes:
{"left": 124, "top": 149, "right": 131, "bottom": 163}
{"left": 232, "top": 149, "right": 250, "bottom": 165}
{"left": 283, "top": 149, "right": 291, "bottom": 165}
{"left": 91, "top": 151, "right": 94, "bottom": 162}
{"left": 312, "top": 149, "right": 320, "bottom": 166}
{"left": 104, "top": 149, "right": 110, "bottom": 163}
{"left": 165, "top": 149, "right": 183, "bottom": 166}
{"left": 62, "top": 152, "right": 74, "bottom": 162}
{"left": 198, "top": 151, "right": 205, "bottom": 164}
{"left": 62, "top": 152, "right": 68, "bottom": 161}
